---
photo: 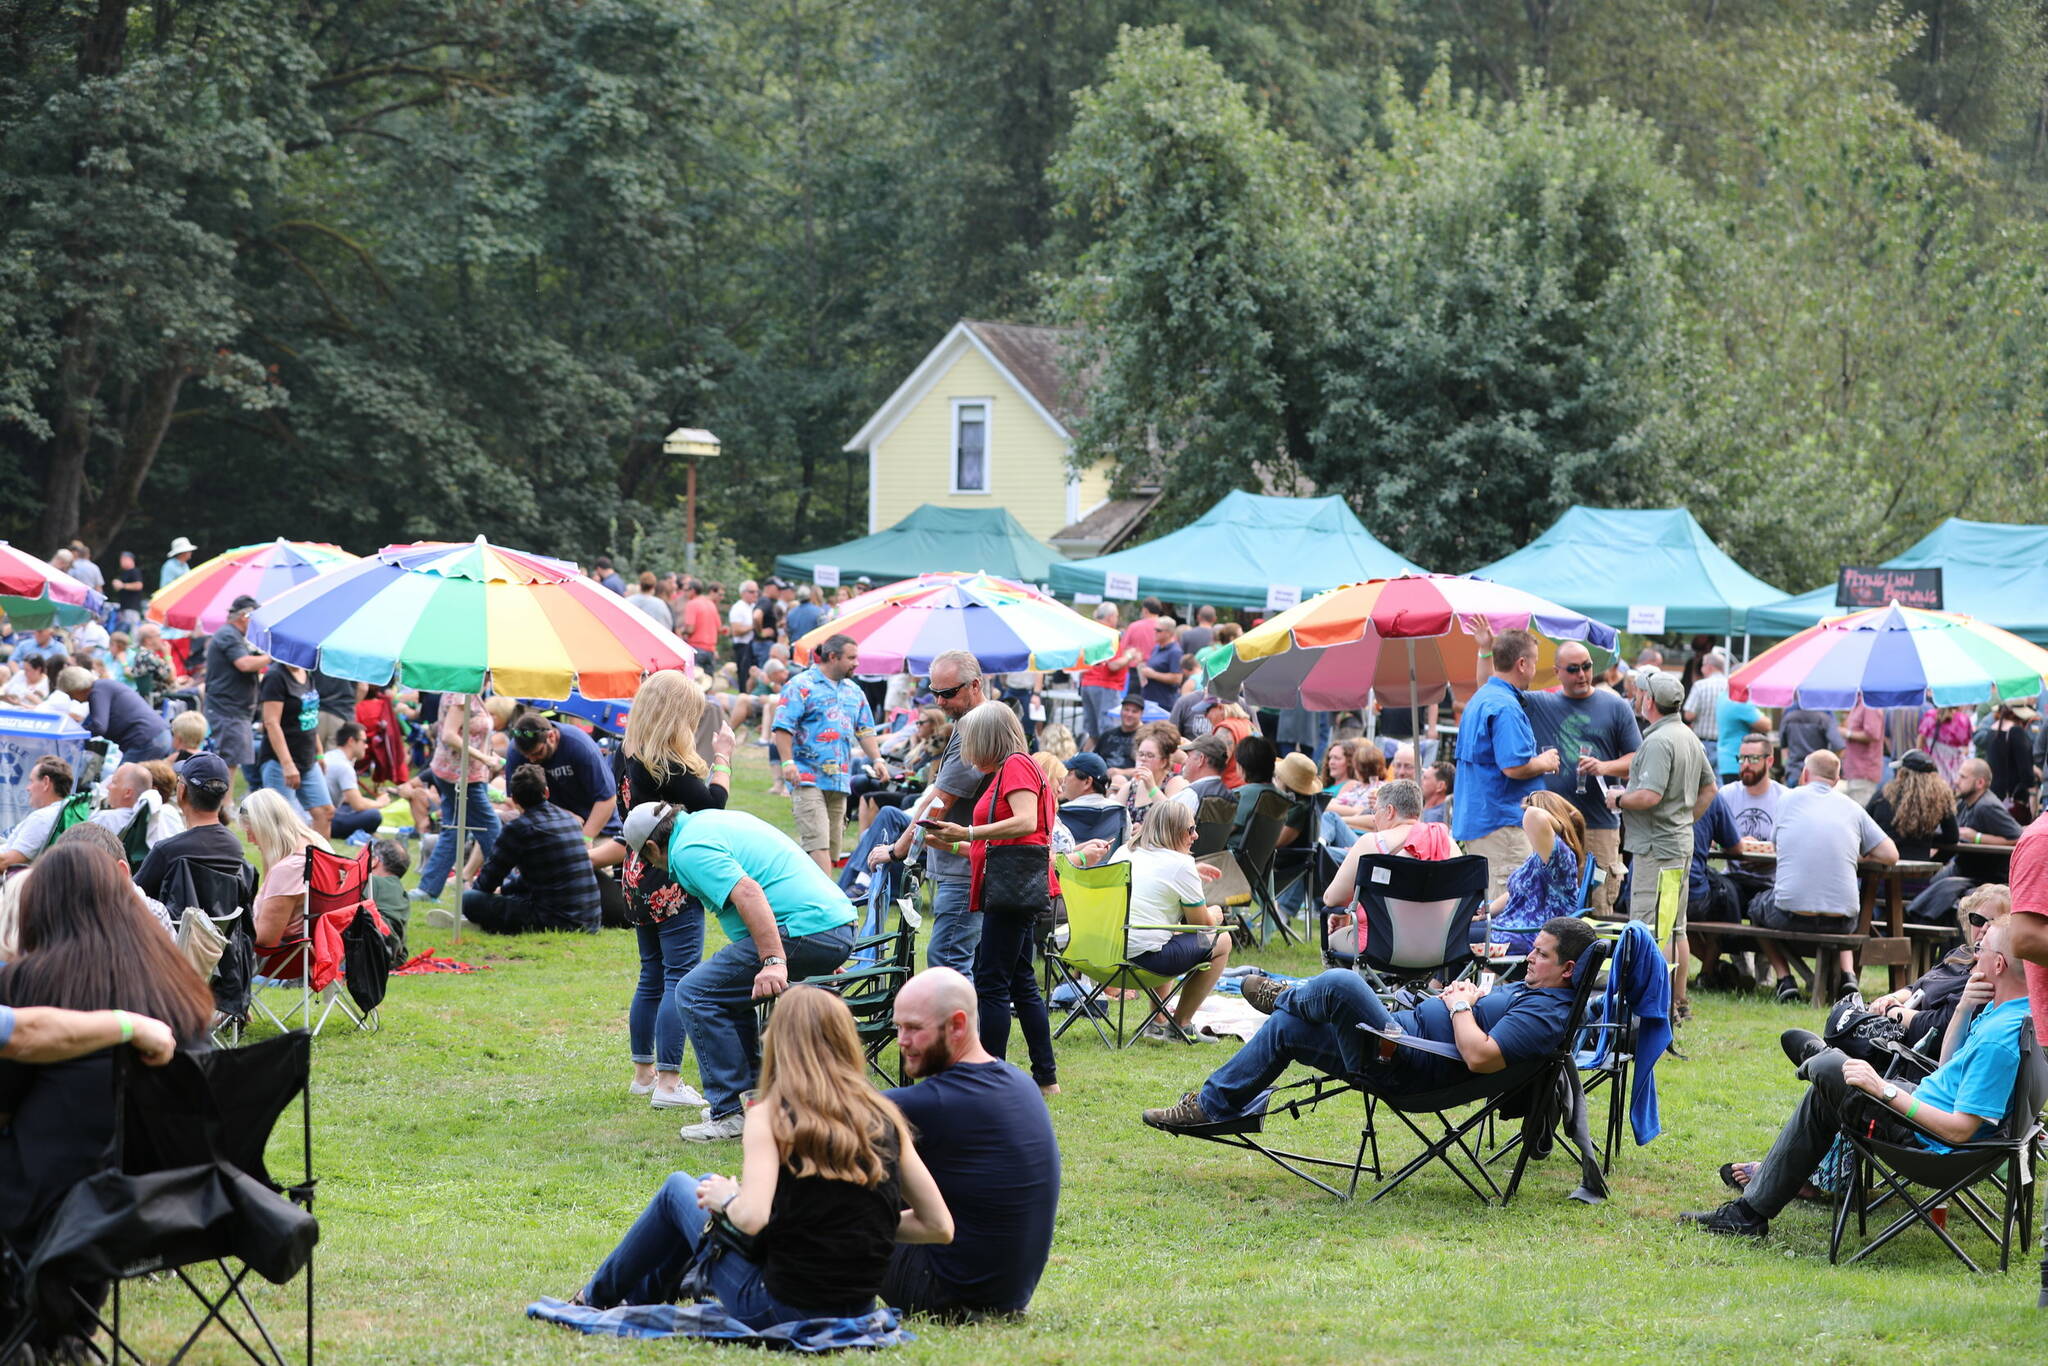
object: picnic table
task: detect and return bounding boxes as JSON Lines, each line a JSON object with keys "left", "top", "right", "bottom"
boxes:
{"left": 1693, "top": 852, "right": 1942, "bottom": 1005}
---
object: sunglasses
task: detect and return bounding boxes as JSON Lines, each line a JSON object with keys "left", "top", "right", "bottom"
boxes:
{"left": 1559, "top": 663, "right": 1593, "bottom": 675}
{"left": 930, "top": 681, "right": 971, "bottom": 700}
{"left": 1967, "top": 911, "right": 1991, "bottom": 928}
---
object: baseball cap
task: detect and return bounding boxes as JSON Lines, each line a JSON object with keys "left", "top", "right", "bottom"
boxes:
{"left": 177, "top": 751, "right": 232, "bottom": 791}
{"left": 1067, "top": 752, "right": 1109, "bottom": 784}
{"left": 1646, "top": 670, "right": 1685, "bottom": 712}
{"left": 228, "top": 594, "right": 260, "bottom": 615}
{"left": 622, "top": 801, "right": 678, "bottom": 854}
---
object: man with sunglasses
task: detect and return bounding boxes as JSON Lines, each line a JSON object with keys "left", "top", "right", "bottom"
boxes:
{"left": 1525, "top": 640, "right": 1640, "bottom": 915}
{"left": 505, "top": 708, "right": 620, "bottom": 843}
{"left": 773, "top": 632, "right": 886, "bottom": 873}
{"left": 870, "top": 649, "right": 986, "bottom": 971}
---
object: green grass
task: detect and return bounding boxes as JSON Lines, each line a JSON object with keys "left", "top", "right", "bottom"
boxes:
{"left": 112, "top": 743, "right": 2048, "bottom": 1362}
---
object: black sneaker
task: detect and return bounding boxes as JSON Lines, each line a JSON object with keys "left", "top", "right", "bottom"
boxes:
{"left": 1837, "top": 973, "right": 1860, "bottom": 1000}
{"left": 1780, "top": 1028, "right": 1825, "bottom": 1067}
{"left": 1141, "top": 1092, "right": 1215, "bottom": 1133}
{"left": 1774, "top": 977, "right": 1802, "bottom": 1004}
{"left": 1240, "top": 973, "right": 1287, "bottom": 1016}
{"left": 1676, "top": 1200, "right": 1768, "bottom": 1239}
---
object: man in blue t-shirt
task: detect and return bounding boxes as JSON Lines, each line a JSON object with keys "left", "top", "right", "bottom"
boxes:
{"left": 624, "top": 802, "right": 856, "bottom": 1143}
{"left": 505, "top": 710, "right": 619, "bottom": 839}
{"left": 1525, "top": 640, "right": 1641, "bottom": 915}
{"left": 1681, "top": 917, "right": 2035, "bottom": 1240}
{"left": 1453, "top": 629, "right": 1562, "bottom": 904}
{"left": 881, "top": 968, "right": 1060, "bottom": 1318}
{"left": 1143, "top": 917, "right": 1599, "bottom": 1132}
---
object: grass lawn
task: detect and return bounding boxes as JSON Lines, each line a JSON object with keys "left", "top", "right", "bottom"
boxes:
{"left": 111, "top": 743, "right": 2047, "bottom": 1363}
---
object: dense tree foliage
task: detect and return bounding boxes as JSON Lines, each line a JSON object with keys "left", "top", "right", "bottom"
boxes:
{"left": 4, "top": 1, "right": 2048, "bottom": 594}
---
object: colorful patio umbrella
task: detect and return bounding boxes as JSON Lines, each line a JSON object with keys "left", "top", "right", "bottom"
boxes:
{"left": 1199, "top": 575, "right": 1620, "bottom": 731}
{"left": 0, "top": 542, "right": 105, "bottom": 627}
{"left": 791, "top": 571, "right": 1118, "bottom": 675}
{"left": 1729, "top": 603, "right": 2048, "bottom": 709}
{"left": 146, "top": 538, "right": 359, "bottom": 635}
{"left": 249, "top": 537, "right": 690, "bottom": 699}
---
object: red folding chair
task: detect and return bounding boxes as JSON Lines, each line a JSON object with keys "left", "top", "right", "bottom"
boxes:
{"left": 251, "top": 844, "right": 392, "bottom": 1036}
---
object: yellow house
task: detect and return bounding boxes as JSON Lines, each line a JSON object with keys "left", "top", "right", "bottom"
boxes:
{"left": 844, "top": 320, "right": 1132, "bottom": 548}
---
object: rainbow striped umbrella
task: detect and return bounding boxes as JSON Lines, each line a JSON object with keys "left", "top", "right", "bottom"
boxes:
{"left": 0, "top": 542, "right": 105, "bottom": 627}
{"left": 1201, "top": 573, "right": 1619, "bottom": 711}
{"left": 1730, "top": 603, "right": 2048, "bottom": 708}
{"left": 147, "top": 538, "right": 359, "bottom": 634}
{"left": 249, "top": 537, "right": 690, "bottom": 700}
{"left": 792, "top": 571, "right": 1117, "bottom": 674}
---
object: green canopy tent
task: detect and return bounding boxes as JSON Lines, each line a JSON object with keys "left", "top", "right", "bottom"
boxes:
{"left": 1747, "top": 518, "right": 2048, "bottom": 645}
{"left": 1466, "top": 506, "right": 1786, "bottom": 635}
{"left": 1045, "top": 492, "right": 1423, "bottom": 610}
{"left": 773, "top": 504, "right": 1065, "bottom": 587}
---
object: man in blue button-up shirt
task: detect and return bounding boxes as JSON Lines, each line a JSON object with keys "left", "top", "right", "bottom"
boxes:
{"left": 1452, "top": 628, "right": 1560, "bottom": 903}
{"left": 774, "top": 632, "right": 886, "bottom": 872}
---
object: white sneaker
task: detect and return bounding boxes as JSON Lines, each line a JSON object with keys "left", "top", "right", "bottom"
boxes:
{"left": 678, "top": 1112, "right": 746, "bottom": 1142}
{"left": 628, "top": 1079, "right": 656, "bottom": 1097}
{"left": 651, "top": 1082, "right": 708, "bottom": 1110}
{"left": 424, "top": 908, "right": 455, "bottom": 929}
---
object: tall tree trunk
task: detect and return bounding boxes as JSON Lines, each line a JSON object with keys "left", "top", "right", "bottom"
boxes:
{"left": 78, "top": 362, "right": 192, "bottom": 549}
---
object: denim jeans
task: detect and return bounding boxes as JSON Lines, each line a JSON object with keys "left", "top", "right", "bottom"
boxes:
{"left": 1198, "top": 969, "right": 1392, "bottom": 1119}
{"left": 1078, "top": 685, "right": 1124, "bottom": 744}
{"left": 582, "top": 1172, "right": 853, "bottom": 1327}
{"left": 259, "top": 757, "right": 333, "bottom": 817}
{"left": 1319, "top": 807, "right": 1361, "bottom": 851}
{"left": 678, "top": 925, "right": 854, "bottom": 1118}
{"left": 973, "top": 908, "right": 1056, "bottom": 1087}
{"left": 925, "top": 874, "right": 980, "bottom": 973}
{"left": 631, "top": 910, "right": 704, "bottom": 1071}
{"left": 417, "top": 776, "right": 501, "bottom": 897}
{"left": 331, "top": 805, "right": 383, "bottom": 840}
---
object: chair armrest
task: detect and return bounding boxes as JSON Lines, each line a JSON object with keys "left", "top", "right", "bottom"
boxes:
{"left": 804, "top": 966, "right": 910, "bottom": 992}
{"left": 1358, "top": 1022, "right": 1464, "bottom": 1061}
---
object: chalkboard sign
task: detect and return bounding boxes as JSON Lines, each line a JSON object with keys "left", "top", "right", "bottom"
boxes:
{"left": 1835, "top": 566, "right": 1943, "bottom": 610}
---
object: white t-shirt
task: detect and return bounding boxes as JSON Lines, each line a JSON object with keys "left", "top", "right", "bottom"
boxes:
{"left": 728, "top": 599, "right": 755, "bottom": 644}
{"left": 320, "top": 749, "right": 361, "bottom": 803}
{"left": 3, "top": 804, "right": 63, "bottom": 860}
{"left": 0, "top": 671, "right": 47, "bottom": 706}
{"left": 1110, "top": 844, "right": 1208, "bottom": 955}
{"left": 1718, "top": 778, "right": 1787, "bottom": 846}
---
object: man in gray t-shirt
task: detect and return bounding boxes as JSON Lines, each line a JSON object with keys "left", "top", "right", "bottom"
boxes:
{"left": 1751, "top": 750, "right": 1898, "bottom": 1000}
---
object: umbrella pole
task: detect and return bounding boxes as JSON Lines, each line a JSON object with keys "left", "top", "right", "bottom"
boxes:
{"left": 1408, "top": 640, "right": 1424, "bottom": 769}
{"left": 451, "top": 695, "right": 472, "bottom": 946}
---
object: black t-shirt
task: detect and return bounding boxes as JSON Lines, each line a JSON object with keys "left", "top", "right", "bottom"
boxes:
{"left": 311, "top": 668, "right": 358, "bottom": 720}
{"left": 1864, "top": 793, "right": 1959, "bottom": 863}
{"left": 133, "top": 822, "right": 248, "bottom": 899}
{"left": 1958, "top": 792, "right": 2024, "bottom": 841}
{"left": 111, "top": 569, "right": 146, "bottom": 614}
{"left": 203, "top": 625, "right": 258, "bottom": 715}
{"left": 257, "top": 667, "right": 321, "bottom": 769}
{"left": 1095, "top": 728, "right": 1137, "bottom": 770}
{"left": 756, "top": 597, "right": 787, "bottom": 644}
{"left": 885, "top": 1061, "right": 1060, "bottom": 1313}
{"left": 760, "top": 1132, "right": 901, "bottom": 1314}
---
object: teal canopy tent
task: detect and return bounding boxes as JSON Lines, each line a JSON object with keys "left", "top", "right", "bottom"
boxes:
{"left": 1046, "top": 492, "right": 1422, "bottom": 610}
{"left": 1467, "top": 506, "right": 1786, "bottom": 634}
{"left": 774, "top": 505, "right": 1064, "bottom": 587}
{"left": 1748, "top": 518, "right": 2048, "bottom": 645}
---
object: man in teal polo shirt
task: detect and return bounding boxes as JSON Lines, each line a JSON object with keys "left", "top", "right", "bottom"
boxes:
{"left": 623, "top": 803, "right": 856, "bottom": 1142}
{"left": 1453, "top": 628, "right": 1561, "bottom": 902}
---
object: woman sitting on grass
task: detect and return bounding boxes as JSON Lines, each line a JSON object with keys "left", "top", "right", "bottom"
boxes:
{"left": 573, "top": 985, "right": 952, "bottom": 1326}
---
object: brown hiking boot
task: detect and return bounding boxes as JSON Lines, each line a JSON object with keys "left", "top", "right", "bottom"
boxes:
{"left": 1240, "top": 973, "right": 1287, "bottom": 1016}
{"left": 1141, "top": 1092, "right": 1215, "bottom": 1133}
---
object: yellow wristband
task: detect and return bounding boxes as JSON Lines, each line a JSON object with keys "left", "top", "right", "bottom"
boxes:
{"left": 113, "top": 1010, "right": 134, "bottom": 1043}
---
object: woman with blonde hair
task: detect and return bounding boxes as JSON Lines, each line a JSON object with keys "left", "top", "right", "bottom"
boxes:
{"left": 1117, "top": 721, "right": 1186, "bottom": 821}
{"left": 241, "top": 787, "right": 324, "bottom": 952}
{"left": 1109, "top": 799, "right": 1232, "bottom": 1041}
{"left": 575, "top": 985, "right": 952, "bottom": 1324}
{"left": 606, "top": 668, "right": 734, "bottom": 1110}
{"left": 1035, "top": 721, "right": 1078, "bottom": 762}
{"left": 1866, "top": 748, "right": 1959, "bottom": 862}
{"left": 1481, "top": 789, "right": 1586, "bottom": 954}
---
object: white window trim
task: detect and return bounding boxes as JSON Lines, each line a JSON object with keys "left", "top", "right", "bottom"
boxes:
{"left": 949, "top": 397, "right": 993, "bottom": 495}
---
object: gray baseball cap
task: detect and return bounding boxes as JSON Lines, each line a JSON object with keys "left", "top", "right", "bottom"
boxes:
{"left": 622, "top": 801, "right": 678, "bottom": 854}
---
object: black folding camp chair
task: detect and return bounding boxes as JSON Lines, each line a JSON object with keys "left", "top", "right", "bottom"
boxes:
{"left": 1829, "top": 1019, "right": 2048, "bottom": 1272}
{"left": 1189, "top": 796, "right": 1236, "bottom": 857}
{"left": 0, "top": 1033, "right": 317, "bottom": 1366}
{"left": 159, "top": 856, "right": 260, "bottom": 1048}
{"left": 1233, "top": 789, "right": 1298, "bottom": 946}
{"left": 1328, "top": 854, "right": 1488, "bottom": 997}
{"left": 1056, "top": 802, "right": 1129, "bottom": 853}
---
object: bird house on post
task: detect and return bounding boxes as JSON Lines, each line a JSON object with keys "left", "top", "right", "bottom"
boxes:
{"left": 663, "top": 428, "right": 721, "bottom": 572}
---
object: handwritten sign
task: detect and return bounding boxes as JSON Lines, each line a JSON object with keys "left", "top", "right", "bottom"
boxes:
{"left": 1071, "top": 592, "right": 1102, "bottom": 605}
{"left": 1626, "top": 604, "right": 1666, "bottom": 635}
{"left": 1103, "top": 571, "right": 1139, "bottom": 601}
{"left": 1265, "top": 583, "right": 1301, "bottom": 614}
{"left": 813, "top": 563, "right": 840, "bottom": 588}
{"left": 1836, "top": 566, "right": 1942, "bottom": 610}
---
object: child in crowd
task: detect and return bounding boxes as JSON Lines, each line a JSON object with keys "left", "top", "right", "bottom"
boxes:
{"left": 370, "top": 838, "right": 411, "bottom": 960}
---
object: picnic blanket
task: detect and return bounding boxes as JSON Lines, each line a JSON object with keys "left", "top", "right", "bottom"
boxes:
{"left": 525, "top": 1298, "right": 912, "bottom": 1350}
{"left": 393, "top": 948, "right": 483, "bottom": 975}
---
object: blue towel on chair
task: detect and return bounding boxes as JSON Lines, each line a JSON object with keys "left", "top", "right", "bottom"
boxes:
{"left": 525, "top": 1298, "right": 913, "bottom": 1350}
{"left": 1573, "top": 921, "right": 1671, "bottom": 1145}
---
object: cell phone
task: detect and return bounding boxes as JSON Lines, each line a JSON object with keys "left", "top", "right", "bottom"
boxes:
{"left": 915, "top": 818, "right": 944, "bottom": 830}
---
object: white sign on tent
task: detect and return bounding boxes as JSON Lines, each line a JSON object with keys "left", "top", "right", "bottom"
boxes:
{"left": 1627, "top": 604, "right": 1667, "bottom": 635}
{"left": 1265, "top": 583, "right": 1301, "bottom": 614}
{"left": 1103, "top": 571, "right": 1139, "bottom": 601}
{"left": 814, "top": 563, "right": 840, "bottom": 588}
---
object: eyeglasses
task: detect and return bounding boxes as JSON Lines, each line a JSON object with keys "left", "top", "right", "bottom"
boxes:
{"left": 1559, "top": 663, "right": 1593, "bottom": 675}
{"left": 1967, "top": 911, "right": 1991, "bottom": 928}
{"left": 930, "top": 681, "right": 971, "bottom": 700}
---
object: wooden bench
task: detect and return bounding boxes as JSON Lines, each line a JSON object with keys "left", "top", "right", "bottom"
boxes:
{"left": 1685, "top": 921, "right": 1909, "bottom": 1007}
{"left": 1905, "top": 922, "right": 1962, "bottom": 979}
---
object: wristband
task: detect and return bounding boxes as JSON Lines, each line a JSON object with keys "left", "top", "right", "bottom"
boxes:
{"left": 113, "top": 1010, "right": 134, "bottom": 1043}
{"left": 720, "top": 1190, "right": 740, "bottom": 1212}
{"left": 711, "top": 763, "right": 731, "bottom": 775}
{"left": 1905, "top": 1097, "right": 1921, "bottom": 1119}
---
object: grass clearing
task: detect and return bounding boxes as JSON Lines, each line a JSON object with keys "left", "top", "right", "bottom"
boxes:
{"left": 107, "top": 744, "right": 2048, "bottom": 1362}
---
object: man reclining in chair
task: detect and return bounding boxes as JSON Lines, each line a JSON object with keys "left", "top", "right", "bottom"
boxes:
{"left": 1678, "top": 915, "right": 2034, "bottom": 1242}
{"left": 1141, "top": 915, "right": 1599, "bottom": 1133}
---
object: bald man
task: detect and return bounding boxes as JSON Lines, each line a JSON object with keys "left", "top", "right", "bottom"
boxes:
{"left": 881, "top": 969, "right": 1060, "bottom": 1319}
{"left": 89, "top": 762, "right": 155, "bottom": 836}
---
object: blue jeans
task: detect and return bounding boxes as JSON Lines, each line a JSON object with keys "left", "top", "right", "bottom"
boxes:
{"left": 1199, "top": 970, "right": 1393, "bottom": 1119}
{"left": 678, "top": 925, "right": 854, "bottom": 1118}
{"left": 925, "top": 874, "right": 979, "bottom": 973}
{"left": 331, "top": 805, "right": 383, "bottom": 840}
{"left": 1078, "top": 684, "right": 1124, "bottom": 743}
{"left": 582, "top": 1173, "right": 849, "bottom": 1326}
{"left": 1320, "top": 808, "right": 1361, "bottom": 851}
{"left": 417, "top": 776, "right": 501, "bottom": 897}
{"left": 840, "top": 806, "right": 911, "bottom": 899}
{"left": 259, "top": 758, "right": 333, "bottom": 817}
{"left": 974, "top": 908, "right": 1056, "bottom": 1087}
{"left": 632, "top": 911, "right": 704, "bottom": 1071}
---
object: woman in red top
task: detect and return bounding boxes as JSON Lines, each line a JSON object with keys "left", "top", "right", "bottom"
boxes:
{"left": 922, "top": 701, "right": 1060, "bottom": 1095}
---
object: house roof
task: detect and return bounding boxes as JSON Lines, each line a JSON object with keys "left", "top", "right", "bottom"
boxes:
{"left": 843, "top": 319, "right": 1084, "bottom": 453}
{"left": 1050, "top": 492, "right": 1163, "bottom": 555}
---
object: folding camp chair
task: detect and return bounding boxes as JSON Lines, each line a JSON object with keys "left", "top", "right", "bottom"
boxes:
{"left": 1233, "top": 789, "right": 1299, "bottom": 946}
{"left": 1189, "top": 796, "right": 1236, "bottom": 857}
{"left": 1828, "top": 1018, "right": 2048, "bottom": 1272}
{"left": 0, "top": 1033, "right": 317, "bottom": 1366}
{"left": 1163, "top": 940, "right": 1612, "bottom": 1205}
{"left": 250, "top": 846, "right": 389, "bottom": 1038}
{"left": 1057, "top": 802, "right": 1128, "bottom": 853}
{"left": 1330, "top": 854, "right": 1488, "bottom": 998}
{"left": 160, "top": 856, "right": 261, "bottom": 1048}
{"left": 1044, "top": 855, "right": 1222, "bottom": 1049}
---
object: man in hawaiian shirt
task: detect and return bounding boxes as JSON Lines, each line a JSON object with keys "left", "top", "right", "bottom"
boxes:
{"left": 773, "top": 632, "right": 888, "bottom": 871}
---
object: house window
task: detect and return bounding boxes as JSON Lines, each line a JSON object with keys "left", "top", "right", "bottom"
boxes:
{"left": 951, "top": 400, "right": 989, "bottom": 493}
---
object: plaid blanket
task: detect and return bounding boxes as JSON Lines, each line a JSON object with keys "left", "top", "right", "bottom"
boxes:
{"left": 525, "top": 1297, "right": 913, "bottom": 1350}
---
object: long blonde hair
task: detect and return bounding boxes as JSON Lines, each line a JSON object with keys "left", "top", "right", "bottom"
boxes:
{"left": 240, "top": 788, "right": 321, "bottom": 871}
{"left": 1133, "top": 796, "right": 1195, "bottom": 852}
{"left": 623, "top": 669, "right": 709, "bottom": 783}
{"left": 1526, "top": 789, "right": 1587, "bottom": 862}
{"left": 757, "top": 985, "right": 906, "bottom": 1188}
